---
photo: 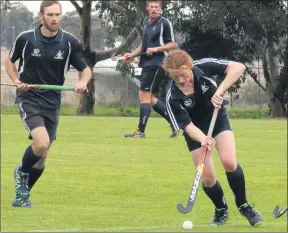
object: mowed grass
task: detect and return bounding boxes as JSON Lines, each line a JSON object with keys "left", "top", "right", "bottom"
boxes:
{"left": 1, "top": 115, "right": 287, "bottom": 232}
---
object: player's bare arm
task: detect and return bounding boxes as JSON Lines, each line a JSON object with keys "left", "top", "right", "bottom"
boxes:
{"left": 212, "top": 62, "right": 245, "bottom": 108}
{"left": 75, "top": 67, "right": 92, "bottom": 93}
{"left": 184, "top": 123, "right": 216, "bottom": 151}
{"left": 5, "top": 57, "right": 30, "bottom": 91}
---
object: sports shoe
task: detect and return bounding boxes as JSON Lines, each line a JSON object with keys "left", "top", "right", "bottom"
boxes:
{"left": 238, "top": 203, "right": 263, "bottom": 226}
{"left": 14, "top": 165, "right": 30, "bottom": 199}
{"left": 124, "top": 129, "right": 146, "bottom": 138}
{"left": 12, "top": 196, "right": 34, "bottom": 208}
{"left": 14, "top": 164, "right": 21, "bottom": 179}
{"left": 12, "top": 165, "right": 34, "bottom": 208}
{"left": 209, "top": 208, "right": 229, "bottom": 226}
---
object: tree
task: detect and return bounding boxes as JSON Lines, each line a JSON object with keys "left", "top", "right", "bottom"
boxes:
{"left": 1, "top": 0, "right": 11, "bottom": 12}
{"left": 179, "top": 0, "right": 287, "bottom": 117}
{"left": 1, "top": 2, "right": 34, "bottom": 47}
{"left": 70, "top": 0, "right": 145, "bottom": 115}
{"left": 61, "top": 10, "right": 108, "bottom": 50}
{"left": 176, "top": 2, "right": 252, "bottom": 101}
{"left": 276, "top": 46, "right": 288, "bottom": 116}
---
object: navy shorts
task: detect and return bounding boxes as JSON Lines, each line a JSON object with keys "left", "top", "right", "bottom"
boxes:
{"left": 184, "top": 109, "right": 232, "bottom": 152}
{"left": 18, "top": 103, "right": 59, "bottom": 142}
{"left": 140, "top": 66, "right": 169, "bottom": 94}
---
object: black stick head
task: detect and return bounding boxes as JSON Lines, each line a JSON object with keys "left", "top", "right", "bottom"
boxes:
{"left": 273, "top": 205, "right": 288, "bottom": 219}
{"left": 273, "top": 205, "right": 280, "bottom": 219}
{"left": 176, "top": 202, "right": 193, "bottom": 214}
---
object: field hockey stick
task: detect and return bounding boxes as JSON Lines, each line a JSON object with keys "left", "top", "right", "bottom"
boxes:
{"left": 273, "top": 205, "right": 288, "bottom": 219}
{"left": 111, "top": 52, "right": 147, "bottom": 61}
{"left": 177, "top": 108, "right": 220, "bottom": 214}
{"left": 1, "top": 83, "right": 75, "bottom": 91}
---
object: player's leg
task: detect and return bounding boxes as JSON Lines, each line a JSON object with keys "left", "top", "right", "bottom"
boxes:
{"left": 185, "top": 133, "right": 229, "bottom": 225}
{"left": 13, "top": 103, "right": 50, "bottom": 208}
{"left": 150, "top": 67, "right": 178, "bottom": 138}
{"left": 214, "top": 111, "right": 263, "bottom": 226}
{"left": 125, "top": 66, "right": 156, "bottom": 138}
{"left": 28, "top": 109, "right": 59, "bottom": 191}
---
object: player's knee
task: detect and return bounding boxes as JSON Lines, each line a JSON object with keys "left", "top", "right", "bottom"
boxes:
{"left": 33, "top": 139, "right": 50, "bottom": 154}
{"left": 221, "top": 155, "right": 237, "bottom": 172}
{"left": 139, "top": 90, "right": 152, "bottom": 103}
{"left": 201, "top": 174, "right": 216, "bottom": 187}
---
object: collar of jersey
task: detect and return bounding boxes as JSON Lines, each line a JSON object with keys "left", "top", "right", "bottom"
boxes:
{"left": 146, "top": 15, "right": 162, "bottom": 25}
{"left": 35, "top": 25, "right": 63, "bottom": 43}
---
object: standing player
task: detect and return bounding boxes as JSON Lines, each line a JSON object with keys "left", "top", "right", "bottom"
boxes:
{"left": 163, "top": 49, "right": 263, "bottom": 226}
{"left": 124, "top": 0, "right": 178, "bottom": 138}
{"left": 5, "top": 0, "right": 91, "bottom": 208}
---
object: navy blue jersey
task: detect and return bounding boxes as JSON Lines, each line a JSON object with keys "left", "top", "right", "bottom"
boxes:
{"left": 9, "top": 25, "right": 88, "bottom": 109}
{"left": 139, "top": 16, "right": 175, "bottom": 67}
{"left": 166, "top": 58, "right": 230, "bottom": 131}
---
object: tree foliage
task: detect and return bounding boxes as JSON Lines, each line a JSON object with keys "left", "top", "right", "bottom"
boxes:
{"left": 1, "top": 2, "right": 34, "bottom": 47}
{"left": 1, "top": 0, "right": 11, "bottom": 12}
{"left": 174, "top": 0, "right": 287, "bottom": 116}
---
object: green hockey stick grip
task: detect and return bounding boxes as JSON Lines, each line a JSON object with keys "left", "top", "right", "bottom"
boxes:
{"left": 29, "top": 85, "right": 75, "bottom": 91}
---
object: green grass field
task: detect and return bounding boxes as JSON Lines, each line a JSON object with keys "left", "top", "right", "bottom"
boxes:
{"left": 1, "top": 115, "right": 287, "bottom": 232}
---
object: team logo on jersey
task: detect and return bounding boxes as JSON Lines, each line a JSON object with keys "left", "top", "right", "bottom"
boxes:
{"left": 184, "top": 98, "right": 194, "bottom": 107}
{"left": 54, "top": 50, "right": 64, "bottom": 59}
{"left": 152, "top": 26, "right": 156, "bottom": 31}
{"left": 31, "top": 48, "right": 41, "bottom": 57}
{"left": 201, "top": 82, "right": 209, "bottom": 94}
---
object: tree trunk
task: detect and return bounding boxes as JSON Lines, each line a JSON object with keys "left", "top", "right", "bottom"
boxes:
{"left": 77, "top": 1, "right": 96, "bottom": 115}
{"left": 230, "top": 92, "right": 233, "bottom": 108}
{"left": 72, "top": 0, "right": 141, "bottom": 115}
{"left": 260, "top": 44, "right": 285, "bottom": 118}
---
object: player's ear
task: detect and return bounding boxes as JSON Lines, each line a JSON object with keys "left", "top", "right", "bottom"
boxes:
{"left": 39, "top": 11, "right": 43, "bottom": 20}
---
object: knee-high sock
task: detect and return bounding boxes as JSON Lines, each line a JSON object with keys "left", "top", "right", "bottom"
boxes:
{"left": 226, "top": 164, "right": 248, "bottom": 207}
{"left": 138, "top": 103, "right": 152, "bottom": 133}
{"left": 202, "top": 181, "right": 228, "bottom": 210}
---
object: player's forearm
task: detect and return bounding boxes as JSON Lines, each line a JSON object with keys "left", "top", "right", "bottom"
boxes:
{"left": 80, "top": 67, "right": 92, "bottom": 83}
{"left": 156, "top": 42, "right": 178, "bottom": 52}
{"left": 131, "top": 44, "right": 142, "bottom": 56}
{"left": 5, "top": 57, "right": 20, "bottom": 83}
{"left": 184, "top": 122, "right": 206, "bottom": 143}
{"left": 217, "top": 62, "right": 246, "bottom": 94}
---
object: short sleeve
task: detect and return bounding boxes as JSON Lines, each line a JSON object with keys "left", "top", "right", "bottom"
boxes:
{"left": 162, "top": 19, "right": 175, "bottom": 44}
{"left": 9, "top": 33, "right": 26, "bottom": 63}
{"left": 69, "top": 38, "right": 88, "bottom": 71}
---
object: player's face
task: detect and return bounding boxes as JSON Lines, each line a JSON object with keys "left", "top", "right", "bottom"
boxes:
{"left": 146, "top": 2, "right": 161, "bottom": 19}
{"left": 169, "top": 68, "right": 194, "bottom": 88}
{"left": 39, "top": 4, "right": 62, "bottom": 33}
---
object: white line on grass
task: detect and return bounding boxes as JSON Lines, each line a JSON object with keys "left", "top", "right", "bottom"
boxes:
{"left": 31, "top": 221, "right": 287, "bottom": 232}
{"left": 32, "top": 225, "right": 171, "bottom": 232}
{"left": 30, "top": 223, "right": 251, "bottom": 232}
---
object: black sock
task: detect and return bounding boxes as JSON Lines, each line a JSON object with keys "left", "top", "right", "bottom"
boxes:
{"left": 202, "top": 181, "right": 228, "bottom": 210}
{"left": 152, "top": 100, "right": 172, "bottom": 127}
{"left": 138, "top": 103, "right": 151, "bottom": 133}
{"left": 28, "top": 166, "right": 45, "bottom": 191}
{"left": 21, "top": 145, "right": 42, "bottom": 174}
{"left": 226, "top": 164, "right": 247, "bottom": 207}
